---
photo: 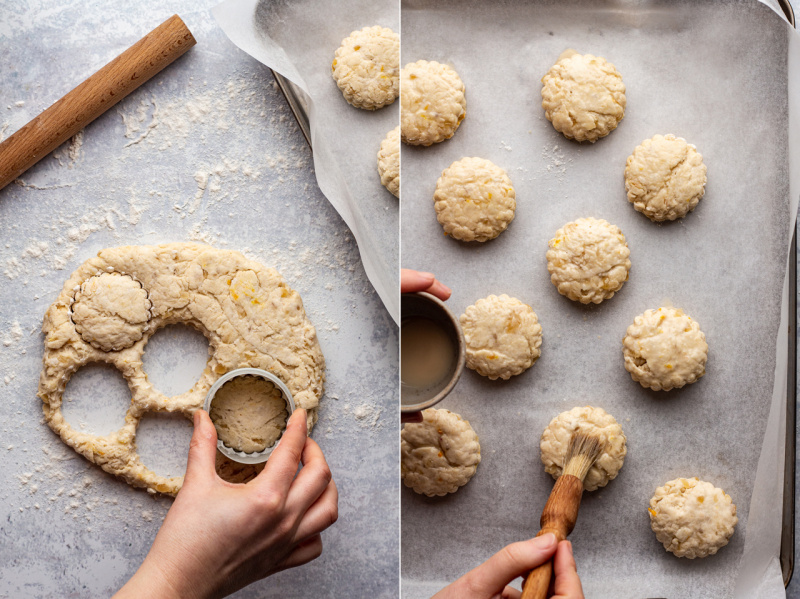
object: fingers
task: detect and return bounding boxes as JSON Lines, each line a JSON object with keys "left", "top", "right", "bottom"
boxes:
{"left": 255, "top": 408, "right": 308, "bottom": 493}
{"left": 425, "top": 278, "right": 452, "bottom": 301}
{"left": 273, "top": 535, "right": 323, "bottom": 573}
{"left": 457, "top": 534, "right": 558, "bottom": 597}
{"left": 183, "top": 410, "right": 219, "bottom": 485}
{"left": 292, "top": 477, "right": 339, "bottom": 542}
{"left": 552, "top": 541, "right": 584, "bottom": 599}
{"left": 287, "top": 438, "right": 333, "bottom": 514}
{"left": 501, "top": 586, "right": 521, "bottom": 599}
{"left": 401, "top": 269, "right": 435, "bottom": 293}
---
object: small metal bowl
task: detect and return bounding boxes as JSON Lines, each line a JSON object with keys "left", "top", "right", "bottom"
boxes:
{"left": 203, "top": 368, "right": 295, "bottom": 465}
{"left": 401, "top": 292, "right": 466, "bottom": 414}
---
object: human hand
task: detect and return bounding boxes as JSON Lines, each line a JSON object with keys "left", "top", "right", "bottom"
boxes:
{"left": 432, "top": 534, "right": 584, "bottom": 599}
{"left": 401, "top": 269, "right": 452, "bottom": 301}
{"left": 114, "top": 408, "right": 338, "bottom": 599}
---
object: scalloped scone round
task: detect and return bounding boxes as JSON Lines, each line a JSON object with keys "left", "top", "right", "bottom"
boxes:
{"left": 401, "top": 60, "right": 466, "bottom": 146}
{"left": 625, "top": 134, "right": 707, "bottom": 221}
{"left": 377, "top": 126, "right": 400, "bottom": 197}
{"left": 434, "top": 157, "right": 516, "bottom": 242}
{"left": 71, "top": 272, "right": 153, "bottom": 352}
{"left": 38, "top": 243, "right": 325, "bottom": 496}
{"left": 546, "top": 217, "right": 631, "bottom": 304}
{"left": 332, "top": 26, "right": 399, "bottom": 110}
{"left": 649, "top": 477, "right": 737, "bottom": 558}
{"left": 459, "top": 294, "right": 542, "bottom": 380}
{"left": 623, "top": 307, "right": 707, "bottom": 391}
{"left": 540, "top": 406, "right": 627, "bottom": 492}
{"left": 401, "top": 408, "right": 480, "bottom": 496}
{"left": 541, "top": 50, "right": 626, "bottom": 142}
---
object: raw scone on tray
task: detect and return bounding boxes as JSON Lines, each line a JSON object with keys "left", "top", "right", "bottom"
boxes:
{"left": 434, "top": 157, "right": 516, "bottom": 242}
{"left": 649, "top": 477, "right": 737, "bottom": 558}
{"left": 459, "top": 294, "right": 542, "bottom": 380}
{"left": 401, "top": 59, "right": 466, "bottom": 146}
{"left": 540, "top": 406, "right": 627, "bottom": 492}
{"left": 332, "top": 25, "right": 399, "bottom": 110}
{"left": 541, "top": 50, "right": 626, "bottom": 143}
{"left": 401, "top": 408, "right": 481, "bottom": 497}
{"left": 622, "top": 307, "right": 708, "bottom": 391}
{"left": 625, "top": 134, "right": 707, "bottom": 222}
{"left": 378, "top": 126, "right": 400, "bottom": 197}
{"left": 546, "top": 217, "right": 631, "bottom": 304}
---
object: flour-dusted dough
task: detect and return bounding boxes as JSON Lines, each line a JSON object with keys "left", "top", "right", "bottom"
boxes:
{"left": 38, "top": 244, "right": 325, "bottom": 495}
{"left": 546, "top": 217, "right": 631, "bottom": 304}
{"left": 540, "top": 406, "right": 627, "bottom": 492}
{"left": 209, "top": 376, "right": 288, "bottom": 454}
{"left": 649, "top": 477, "right": 738, "bottom": 558}
{"left": 623, "top": 307, "right": 707, "bottom": 391}
{"left": 332, "top": 26, "right": 399, "bottom": 110}
{"left": 434, "top": 157, "right": 516, "bottom": 242}
{"left": 401, "top": 408, "right": 480, "bottom": 496}
{"left": 401, "top": 60, "right": 466, "bottom": 146}
{"left": 378, "top": 126, "right": 400, "bottom": 197}
{"left": 541, "top": 50, "right": 626, "bottom": 143}
{"left": 625, "top": 134, "right": 707, "bottom": 221}
{"left": 459, "top": 294, "right": 542, "bottom": 380}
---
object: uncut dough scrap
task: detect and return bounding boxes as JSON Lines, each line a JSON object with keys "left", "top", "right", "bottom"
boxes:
{"left": 541, "top": 50, "right": 626, "bottom": 142}
{"left": 38, "top": 243, "right": 325, "bottom": 495}
{"left": 401, "top": 60, "right": 466, "bottom": 146}
{"left": 332, "top": 26, "right": 399, "bottom": 110}
{"left": 625, "top": 134, "right": 707, "bottom": 221}
{"left": 546, "top": 217, "right": 631, "bottom": 304}
{"left": 378, "top": 126, "right": 400, "bottom": 197}
{"left": 401, "top": 408, "right": 480, "bottom": 496}
{"left": 434, "top": 157, "right": 516, "bottom": 242}
{"left": 623, "top": 307, "right": 707, "bottom": 391}
{"left": 649, "top": 477, "right": 737, "bottom": 558}
{"left": 540, "top": 406, "right": 627, "bottom": 492}
{"left": 209, "top": 376, "right": 288, "bottom": 454}
{"left": 460, "top": 294, "right": 542, "bottom": 380}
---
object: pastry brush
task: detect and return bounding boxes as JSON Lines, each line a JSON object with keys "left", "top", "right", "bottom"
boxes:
{"left": 520, "top": 432, "right": 603, "bottom": 599}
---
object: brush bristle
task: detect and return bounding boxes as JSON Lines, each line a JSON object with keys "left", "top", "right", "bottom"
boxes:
{"left": 562, "top": 433, "right": 603, "bottom": 481}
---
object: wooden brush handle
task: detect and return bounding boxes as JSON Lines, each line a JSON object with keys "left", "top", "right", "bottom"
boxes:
{"left": 0, "top": 14, "right": 196, "bottom": 191}
{"left": 520, "top": 474, "right": 584, "bottom": 599}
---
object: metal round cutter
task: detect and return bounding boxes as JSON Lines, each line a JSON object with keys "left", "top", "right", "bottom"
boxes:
{"left": 203, "top": 368, "right": 295, "bottom": 465}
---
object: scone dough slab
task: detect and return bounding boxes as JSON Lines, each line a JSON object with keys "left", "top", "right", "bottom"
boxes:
{"left": 378, "top": 126, "right": 400, "bottom": 198}
{"left": 541, "top": 51, "right": 626, "bottom": 142}
{"left": 546, "top": 217, "right": 631, "bottom": 304}
{"left": 540, "top": 406, "right": 627, "bottom": 492}
{"left": 401, "top": 60, "right": 466, "bottom": 146}
{"left": 38, "top": 243, "right": 325, "bottom": 496}
{"left": 649, "top": 477, "right": 738, "bottom": 558}
{"left": 401, "top": 408, "right": 480, "bottom": 496}
{"left": 434, "top": 157, "right": 516, "bottom": 242}
{"left": 625, "top": 134, "right": 707, "bottom": 221}
{"left": 459, "top": 294, "right": 542, "bottom": 380}
{"left": 622, "top": 307, "right": 707, "bottom": 391}
{"left": 332, "top": 26, "right": 399, "bottom": 110}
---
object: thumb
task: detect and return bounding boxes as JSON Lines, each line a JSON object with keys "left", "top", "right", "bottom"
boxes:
{"left": 184, "top": 409, "right": 218, "bottom": 484}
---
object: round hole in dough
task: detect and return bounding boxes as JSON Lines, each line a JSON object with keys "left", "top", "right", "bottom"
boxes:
{"left": 622, "top": 307, "right": 707, "bottom": 391}
{"left": 540, "top": 406, "right": 627, "bottom": 492}
{"left": 624, "top": 134, "right": 707, "bottom": 222}
{"left": 541, "top": 50, "right": 626, "bottom": 143}
{"left": 434, "top": 157, "right": 516, "bottom": 242}
{"left": 401, "top": 59, "right": 466, "bottom": 146}
{"left": 377, "top": 126, "right": 400, "bottom": 198}
{"left": 71, "top": 272, "right": 153, "bottom": 352}
{"left": 546, "top": 217, "right": 631, "bottom": 304}
{"left": 649, "top": 477, "right": 737, "bottom": 558}
{"left": 38, "top": 243, "right": 325, "bottom": 496}
{"left": 332, "top": 25, "right": 399, "bottom": 110}
{"left": 459, "top": 294, "right": 542, "bottom": 380}
{"left": 401, "top": 408, "right": 480, "bottom": 497}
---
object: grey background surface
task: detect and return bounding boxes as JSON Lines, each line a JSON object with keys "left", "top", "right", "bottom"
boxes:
{"left": 0, "top": 1, "right": 398, "bottom": 597}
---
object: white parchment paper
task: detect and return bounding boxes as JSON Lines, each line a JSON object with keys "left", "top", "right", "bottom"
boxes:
{"left": 400, "top": 1, "right": 800, "bottom": 597}
{"left": 213, "top": 0, "right": 400, "bottom": 323}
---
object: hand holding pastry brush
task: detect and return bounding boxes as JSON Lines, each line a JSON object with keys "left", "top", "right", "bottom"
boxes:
{"left": 520, "top": 432, "right": 602, "bottom": 599}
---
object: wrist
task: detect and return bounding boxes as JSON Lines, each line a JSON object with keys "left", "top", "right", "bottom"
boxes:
{"left": 114, "top": 553, "right": 199, "bottom": 599}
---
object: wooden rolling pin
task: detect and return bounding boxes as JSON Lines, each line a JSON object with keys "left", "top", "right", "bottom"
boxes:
{"left": 0, "top": 14, "right": 196, "bottom": 191}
